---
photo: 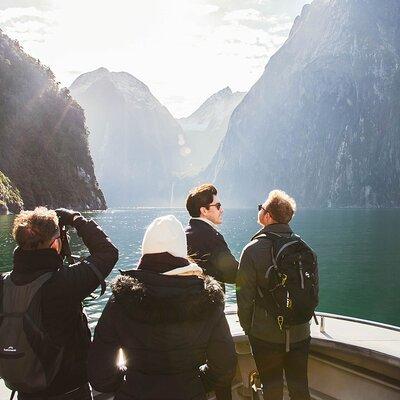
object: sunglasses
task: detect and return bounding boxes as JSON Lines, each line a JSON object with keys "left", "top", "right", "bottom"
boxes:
{"left": 258, "top": 204, "right": 267, "bottom": 212}
{"left": 208, "top": 202, "right": 222, "bottom": 210}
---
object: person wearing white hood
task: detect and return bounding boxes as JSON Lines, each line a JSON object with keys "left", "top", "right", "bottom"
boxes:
{"left": 88, "top": 215, "right": 237, "bottom": 400}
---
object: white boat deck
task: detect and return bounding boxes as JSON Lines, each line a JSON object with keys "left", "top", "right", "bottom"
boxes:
{"left": 226, "top": 309, "right": 400, "bottom": 362}
{"left": 1, "top": 311, "right": 399, "bottom": 399}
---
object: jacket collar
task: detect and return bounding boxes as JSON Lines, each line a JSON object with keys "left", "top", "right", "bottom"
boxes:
{"left": 11, "top": 247, "right": 63, "bottom": 283}
{"left": 189, "top": 217, "right": 218, "bottom": 231}
{"left": 137, "top": 252, "right": 189, "bottom": 273}
{"left": 251, "top": 223, "right": 292, "bottom": 241}
{"left": 111, "top": 269, "right": 224, "bottom": 324}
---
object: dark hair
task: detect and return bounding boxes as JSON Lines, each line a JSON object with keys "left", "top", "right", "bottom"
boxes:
{"left": 264, "top": 190, "right": 296, "bottom": 224}
{"left": 186, "top": 183, "right": 217, "bottom": 217}
{"left": 12, "top": 207, "right": 59, "bottom": 250}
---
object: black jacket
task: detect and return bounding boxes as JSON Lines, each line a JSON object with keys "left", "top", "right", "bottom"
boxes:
{"left": 185, "top": 219, "right": 238, "bottom": 284}
{"left": 9, "top": 216, "right": 118, "bottom": 396}
{"left": 88, "top": 270, "right": 237, "bottom": 400}
{"left": 236, "top": 224, "right": 310, "bottom": 343}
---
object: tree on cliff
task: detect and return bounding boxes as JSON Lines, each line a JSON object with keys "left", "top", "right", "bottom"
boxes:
{"left": 0, "top": 31, "right": 106, "bottom": 210}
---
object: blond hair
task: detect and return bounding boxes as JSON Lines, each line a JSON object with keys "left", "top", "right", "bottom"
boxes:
{"left": 264, "top": 190, "right": 296, "bottom": 224}
{"left": 13, "top": 207, "right": 59, "bottom": 250}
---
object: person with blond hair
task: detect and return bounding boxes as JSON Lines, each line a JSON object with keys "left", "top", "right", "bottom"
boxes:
{"left": 89, "top": 215, "right": 237, "bottom": 400}
{"left": 237, "top": 190, "right": 317, "bottom": 400}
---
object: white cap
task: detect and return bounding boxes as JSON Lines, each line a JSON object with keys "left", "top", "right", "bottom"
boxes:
{"left": 141, "top": 215, "right": 187, "bottom": 258}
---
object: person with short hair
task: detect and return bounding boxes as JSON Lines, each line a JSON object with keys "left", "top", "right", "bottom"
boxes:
{"left": 185, "top": 183, "right": 238, "bottom": 286}
{"left": 2, "top": 207, "right": 118, "bottom": 400}
{"left": 88, "top": 215, "right": 237, "bottom": 400}
{"left": 185, "top": 184, "right": 238, "bottom": 400}
{"left": 237, "top": 190, "right": 311, "bottom": 400}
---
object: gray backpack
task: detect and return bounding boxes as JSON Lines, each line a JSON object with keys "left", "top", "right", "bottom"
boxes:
{"left": 0, "top": 272, "right": 64, "bottom": 393}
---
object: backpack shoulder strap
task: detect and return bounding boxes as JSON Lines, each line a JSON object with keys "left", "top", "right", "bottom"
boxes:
{"left": 0, "top": 274, "right": 4, "bottom": 316}
{"left": 253, "top": 231, "right": 298, "bottom": 263}
{"left": 275, "top": 237, "right": 302, "bottom": 259}
{"left": 1, "top": 272, "right": 53, "bottom": 316}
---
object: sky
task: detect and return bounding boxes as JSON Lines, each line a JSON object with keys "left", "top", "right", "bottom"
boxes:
{"left": 0, "top": 0, "right": 308, "bottom": 117}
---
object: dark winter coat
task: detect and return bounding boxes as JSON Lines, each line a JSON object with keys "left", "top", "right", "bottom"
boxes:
{"left": 236, "top": 223, "right": 310, "bottom": 344}
{"left": 88, "top": 269, "right": 237, "bottom": 400}
{"left": 8, "top": 216, "right": 118, "bottom": 397}
{"left": 185, "top": 219, "right": 238, "bottom": 284}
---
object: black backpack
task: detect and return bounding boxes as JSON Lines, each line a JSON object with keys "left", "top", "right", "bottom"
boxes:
{"left": 0, "top": 272, "right": 64, "bottom": 393}
{"left": 255, "top": 232, "right": 319, "bottom": 348}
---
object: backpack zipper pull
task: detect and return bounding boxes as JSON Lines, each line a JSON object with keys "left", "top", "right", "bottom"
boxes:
{"left": 277, "top": 315, "right": 284, "bottom": 331}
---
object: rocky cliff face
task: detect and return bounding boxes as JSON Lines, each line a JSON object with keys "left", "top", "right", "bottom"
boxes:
{"left": 0, "top": 30, "right": 106, "bottom": 210}
{"left": 70, "top": 68, "right": 184, "bottom": 206}
{"left": 208, "top": 0, "right": 400, "bottom": 208}
{"left": 0, "top": 171, "right": 22, "bottom": 214}
{"left": 178, "top": 87, "right": 245, "bottom": 175}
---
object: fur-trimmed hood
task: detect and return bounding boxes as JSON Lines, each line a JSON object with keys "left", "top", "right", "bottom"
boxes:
{"left": 111, "top": 269, "right": 225, "bottom": 324}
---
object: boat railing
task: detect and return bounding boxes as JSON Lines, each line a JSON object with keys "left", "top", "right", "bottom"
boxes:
{"left": 314, "top": 311, "right": 400, "bottom": 333}
{"left": 224, "top": 308, "right": 400, "bottom": 334}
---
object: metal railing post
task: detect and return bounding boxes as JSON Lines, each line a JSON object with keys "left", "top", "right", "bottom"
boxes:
{"left": 320, "top": 316, "right": 325, "bottom": 333}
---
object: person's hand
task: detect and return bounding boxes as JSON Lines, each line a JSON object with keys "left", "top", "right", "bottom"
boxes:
{"left": 55, "top": 208, "right": 81, "bottom": 227}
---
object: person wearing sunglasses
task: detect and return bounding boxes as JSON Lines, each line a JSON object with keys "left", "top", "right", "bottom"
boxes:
{"left": 236, "top": 190, "right": 312, "bottom": 400}
{"left": 185, "top": 183, "right": 238, "bottom": 286}
{"left": 185, "top": 183, "right": 238, "bottom": 400}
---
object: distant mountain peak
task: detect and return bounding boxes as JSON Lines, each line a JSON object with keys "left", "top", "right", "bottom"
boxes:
{"left": 217, "top": 86, "right": 232, "bottom": 95}
{"left": 70, "top": 68, "right": 155, "bottom": 108}
{"left": 182, "top": 86, "right": 245, "bottom": 121}
{"left": 111, "top": 70, "right": 150, "bottom": 94}
{"left": 207, "top": 0, "right": 400, "bottom": 208}
{"left": 177, "top": 86, "right": 246, "bottom": 175}
{"left": 94, "top": 66, "right": 109, "bottom": 73}
{"left": 69, "top": 69, "right": 184, "bottom": 206}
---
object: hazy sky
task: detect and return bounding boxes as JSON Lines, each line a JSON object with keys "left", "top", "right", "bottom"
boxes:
{"left": 0, "top": 0, "right": 308, "bottom": 117}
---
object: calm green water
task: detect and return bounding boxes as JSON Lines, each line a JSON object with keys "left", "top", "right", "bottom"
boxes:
{"left": 1, "top": 208, "right": 399, "bottom": 327}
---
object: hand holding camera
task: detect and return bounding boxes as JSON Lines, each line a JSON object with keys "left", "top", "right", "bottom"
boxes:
{"left": 55, "top": 208, "right": 81, "bottom": 227}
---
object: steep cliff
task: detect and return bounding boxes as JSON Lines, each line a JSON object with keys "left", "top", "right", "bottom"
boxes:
{"left": 208, "top": 0, "right": 400, "bottom": 207}
{"left": 70, "top": 68, "right": 183, "bottom": 206}
{"left": 0, "top": 171, "right": 23, "bottom": 214}
{"left": 0, "top": 30, "right": 106, "bottom": 210}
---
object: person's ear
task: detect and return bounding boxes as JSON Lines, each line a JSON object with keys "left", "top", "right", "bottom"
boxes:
{"left": 199, "top": 206, "right": 208, "bottom": 217}
{"left": 50, "top": 238, "right": 61, "bottom": 254}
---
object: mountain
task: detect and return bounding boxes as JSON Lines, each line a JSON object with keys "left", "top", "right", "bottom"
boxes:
{"left": 178, "top": 87, "right": 245, "bottom": 175}
{"left": 0, "top": 30, "right": 106, "bottom": 210}
{"left": 207, "top": 0, "right": 400, "bottom": 208}
{"left": 70, "top": 68, "right": 184, "bottom": 206}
